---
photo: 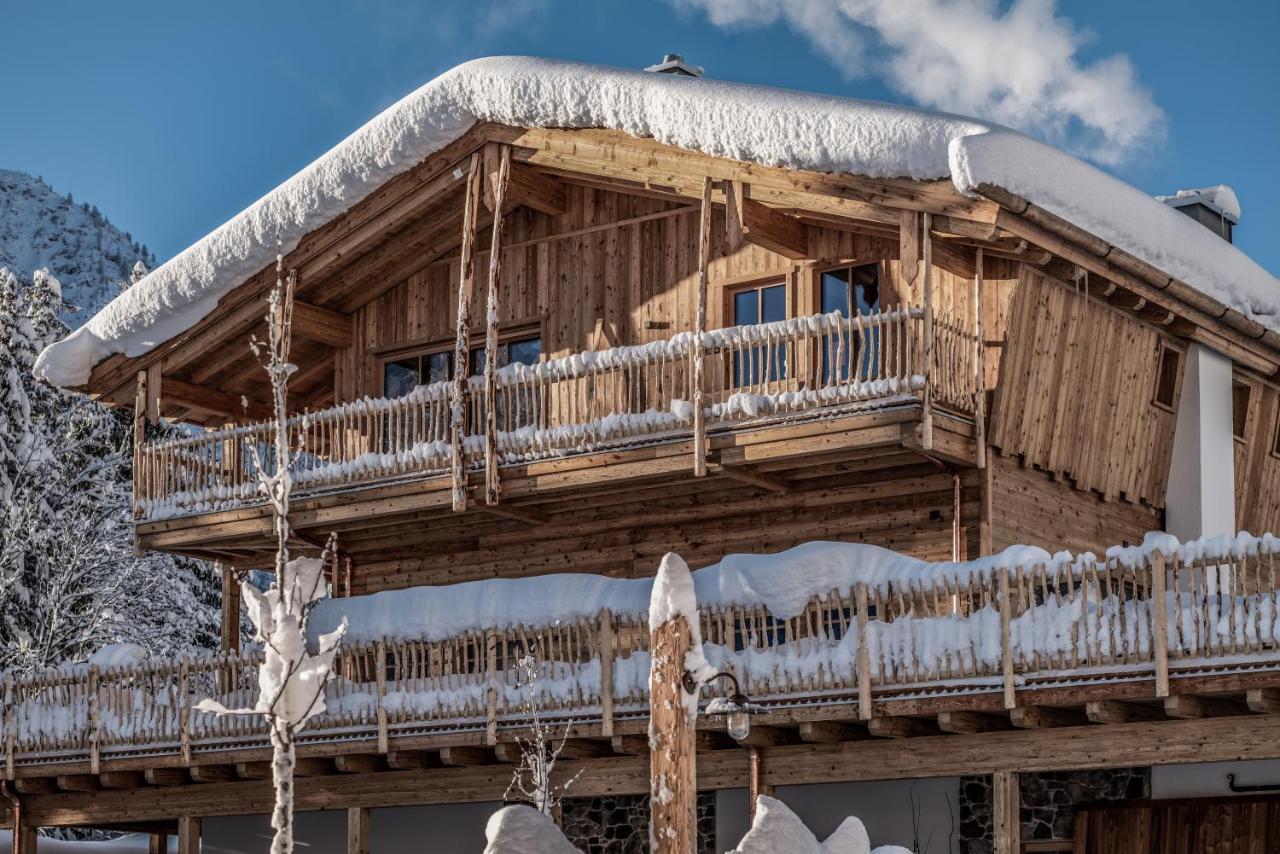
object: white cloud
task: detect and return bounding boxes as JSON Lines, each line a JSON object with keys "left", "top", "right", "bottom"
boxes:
{"left": 670, "top": 0, "right": 1165, "bottom": 165}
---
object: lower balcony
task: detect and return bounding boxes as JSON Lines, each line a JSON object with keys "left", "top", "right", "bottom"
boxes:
{"left": 3, "top": 536, "right": 1278, "bottom": 788}
{"left": 133, "top": 308, "right": 983, "bottom": 562}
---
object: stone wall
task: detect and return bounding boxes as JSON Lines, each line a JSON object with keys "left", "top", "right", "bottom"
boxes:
{"left": 560, "top": 791, "right": 717, "bottom": 853}
{"left": 959, "top": 768, "right": 1149, "bottom": 852}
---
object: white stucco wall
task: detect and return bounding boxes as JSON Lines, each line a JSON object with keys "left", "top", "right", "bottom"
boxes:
{"left": 716, "top": 778, "right": 960, "bottom": 853}
{"left": 1166, "top": 343, "right": 1236, "bottom": 540}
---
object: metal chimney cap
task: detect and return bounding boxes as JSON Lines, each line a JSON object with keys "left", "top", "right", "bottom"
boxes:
{"left": 644, "top": 53, "right": 704, "bottom": 77}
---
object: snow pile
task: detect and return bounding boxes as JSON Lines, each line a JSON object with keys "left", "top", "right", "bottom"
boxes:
{"left": 87, "top": 643, "right": 149, "bottom": 668}
{"left": 36, "top": 57, "right": 1280, "bottom": 389}
{"left": 728, "top": 795, "right": 908, "bottom": 854}
{"left": 483, "top": 805, "right": 581, "bottom": 854}
{"left": 0, "top": 832, "right": 158, "bottom": 853}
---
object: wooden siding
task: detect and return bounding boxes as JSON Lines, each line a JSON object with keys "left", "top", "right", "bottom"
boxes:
{"left": 989, "top": 267, "right": 1181, "bottom": 508}
{"left": 347, "top": 465, "right": 981, "bottom": 594}
{"left": 1232, "top": 372, "right": 1280, "bottom": 534}
{"left": 1074, "top": 796, "right": 1280, "bottom": 853}
{"left": 989, "top": 455, "right": 1160, "bottom": 557}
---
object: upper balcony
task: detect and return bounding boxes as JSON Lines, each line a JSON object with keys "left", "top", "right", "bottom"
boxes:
{"left": 133, "top": 307, "right": 981, "bottom": 565}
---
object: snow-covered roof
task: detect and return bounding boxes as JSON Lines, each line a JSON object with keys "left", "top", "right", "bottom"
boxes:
{"left": 35, "top": 56, "right": 1280, "bottom": 388}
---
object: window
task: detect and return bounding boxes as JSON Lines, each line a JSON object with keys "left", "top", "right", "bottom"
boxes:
{"left": 383, "top": 336, "right": 543, "bottom": 399}
{"left": 1152, "top": 344, "right": 1181, "bottom": 410}
{"left": 730, "top": 281, "right": 787, "bottom": 386}
{"left": 819, "top": 264, "right": 881, "bottom": 383}
{"left": 1233, "top": 381, "right": 1251, "bottom": 441}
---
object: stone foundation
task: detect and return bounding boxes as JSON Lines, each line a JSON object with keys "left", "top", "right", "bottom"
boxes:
{"left": 959, "top": 768, "right": 1149, "bottom": 852}
{"left": 560, "top": 791, "right": 717, "bottom": 853}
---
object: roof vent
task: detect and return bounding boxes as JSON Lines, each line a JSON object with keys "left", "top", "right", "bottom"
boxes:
{"left": 644, "top": 53, "right": 704, "bottom": 77}
{"left": 1156, "top": 185, "right": 1240, "bottom": 243}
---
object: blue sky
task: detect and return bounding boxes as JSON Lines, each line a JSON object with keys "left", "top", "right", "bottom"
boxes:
{"left": 4, "top": 1, "right": 1277, "bottom": 274}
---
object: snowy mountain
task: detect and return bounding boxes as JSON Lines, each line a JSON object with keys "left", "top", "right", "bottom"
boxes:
{"left": 0, "top": 169, "right": 154, "bottom": 325}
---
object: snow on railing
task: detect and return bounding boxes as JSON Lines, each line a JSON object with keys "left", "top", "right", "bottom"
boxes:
{"left": 135, "top": 307, "right": 966, "bottom": 520}
{"left": 2, "top": 533, "right": 1277, "bottom": 769}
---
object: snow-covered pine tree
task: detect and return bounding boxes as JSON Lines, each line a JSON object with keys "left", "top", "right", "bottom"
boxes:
{"left": 0, "top": 266, "right": 219, "bottom": 674}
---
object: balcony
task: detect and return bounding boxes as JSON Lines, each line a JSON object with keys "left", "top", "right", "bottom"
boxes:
{"left": 3, "top": 538, "right": 1277, "bottom": 779}
{"left": 134, "top": 308, "right": 980, "bottom": 548}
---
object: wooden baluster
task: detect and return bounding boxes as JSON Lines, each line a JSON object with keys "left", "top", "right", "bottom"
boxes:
{"left": 449, "top": 152, "right": 482, "bottom": 512}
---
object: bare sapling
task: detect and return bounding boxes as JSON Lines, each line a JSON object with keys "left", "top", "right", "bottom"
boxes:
{"left": 505, "top": 652, "right": 582, "bottom": 816}
{"left": 196, "top": 255, "right": 346, "bottom": 854}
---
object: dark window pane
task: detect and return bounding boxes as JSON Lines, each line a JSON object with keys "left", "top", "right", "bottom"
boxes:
{"left": 424, "top": 352, "right": 452, "bottom": 384}
{"left": 384, "top": 358, "right": 420, "bottom": 399}
{"left": 733, "top": 289, "right": 758, "bottom": 326}
{"left": 821, "top": 269, "right": 851, "bottom": 316}
{"left": 760, "top": 284, "right": 786, "bottom": 323}
{"left": 852, "top": 263, "right": 880, "bottom": 314}
{"left": 507, "top": 337, "right": 541, "bottom": 366}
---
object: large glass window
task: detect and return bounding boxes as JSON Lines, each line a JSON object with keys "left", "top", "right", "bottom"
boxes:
{"left": 384, "top": 336, "right": 543, "bottom": 399}
{"left": 731, "top": 282, "right": 787, "bottom": 387}
{"left": 819, "top": 264, "right": 880, "bottom": 383}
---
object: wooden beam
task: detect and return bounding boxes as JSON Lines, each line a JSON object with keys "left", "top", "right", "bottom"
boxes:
{"left": 867, "top": 716, "right": 940, "bottom": 739}
{"left": 386, "top": 750, "right": 440, "bottom": 770}
{"left": 13, "top": 777, "right": 59, "bottom": 795}
{"left": 1085, "top": 700, "right": 1165, "bottom": 725}
{"left": 143, "top": 768, "right": 190, "bottom": 787}
{"left": 734, "top": 725, "right": 800, "bottom": 749}
{"left": 1164, "top": 694, "right": 1247, "bottom": 720}
{"left": 56, "top": 775, "right": 101, "bottom": 793}
{"left": 501, "top": 164, "right": 568, "bottom": 216}
{"left": 1009, "top": 706, "right": 1088, "bottom": 729}
{"left": 348, "top": 806, "right": 371, "bottom": 854}
{"left": 727, "top": 182, "right": 809, "bottom": 260}
{"left": 992, "top": 770, "right": 1020, "bottom": 854}
{"left": 99, "top": 771, "right": 146, "bottom": 790}
{"left": 450, "top": 153, "right": 483, "bottom": 513}
{"left": 438, "top": 746, "right": 496, "bottom": 767}
{"left": 938, "top": 711, "right": 1011, "bottom": 734}
{"left": 177, "top": 816, "right": 200, "bottom": 854}
{"left": 610, "top": 735, "right": 649, "bottom": 755}
{"left": 797, "top": 721, "right": 866, "bottom": 744}
{"left": 163, "top": 378, "right": 273, "bottom": 421}
{"left": 291, "top": 300, "right": 353, "bottom": 348}
{"left": 1247, "top": 688, "right": 1280, "bottom": 714}
{"left": 219, "top": 563, "right": 240, "bottom": 655}
{"left": 334, "top": 754, "right": 384, "bottom": 774}
{"left": 234, "top": 761, "right": 271, "bottom": 780}
{"left": 711, "top": 464, "right": 789, "bottom": 494}
{"left": 189, "top": 764, "right": 238, "bottom": 784}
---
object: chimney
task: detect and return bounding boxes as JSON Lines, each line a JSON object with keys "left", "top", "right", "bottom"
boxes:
{"left": 1156, "top": 185, "right": 1240, "bottom": 243}
{"left": 644, "top": 53, "right": 704, "bottom": 77}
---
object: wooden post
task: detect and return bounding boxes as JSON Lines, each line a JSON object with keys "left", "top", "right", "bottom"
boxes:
{"left": 375, "top": 640, "right": 389, "bottom": 754}
{"left": 179, "top": 655, "right": 192, "bottom": 765}
{"left": 148, "top": 834, "right": 168, "bottom": 854}
{"left": 483, "top": 145, "right": 511, "bottom": 507}
{"left": 347, "top": 807, "right": 371, "bottom": 854}
{"left": 145, "top": 362, "right": 163, "bottom": 425}
{"left": 649, "top": 554, "right": 698, "bottom": 854}
{"left": 484, "top": 630, "right": 498, "bottom": 746}
{"left": 450, "top": 152, "right": 483, "bottom": 513}
{"left": 4, "top": 674, "right": 14, "bottom": 780}
{"left": 132, "top": 370, "right": 147, "bottom": 528}
{"left": 177, "top": 816, "right": 200, "bottom": 854}
{"left": 87, "top": 665, "right": 100, "bottom": 775}
{"left": 999, "top": 569, "right": 1016, "bottom": 710}
{"left": 992, "top": 770, "right": 1020, "bottom": 854}
{"left": 973, "top": 247, "right": 986, "bottom": 468}
{"left": 598, "top": 609, "right": 616, "bottom": 738}
{"left": 219, "top": 564, "right": 241, "bottom": 655}
{"left": 921, "top": 212, "right": 934, "bottom": 451}
{"left": 1152, "top": 550, "right": 1170, "bottom": 698}
{"left": 14, "top": 822, "right": 37, "bottom": 854}
{"left": 855, "top": 583, "right": 872, "bottom": 720}
{"left": 692, "top": 177, "right": 712, "bottom": 478}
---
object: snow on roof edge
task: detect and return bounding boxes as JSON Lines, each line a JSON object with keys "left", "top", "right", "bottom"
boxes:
{"left": 35, "top": 56, "right": 1280, "bottom": 389}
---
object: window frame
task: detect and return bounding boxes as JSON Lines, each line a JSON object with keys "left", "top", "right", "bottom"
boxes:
{"left": 1151, "top": 341, "right": 1183, "bottom": 413}
{"left": 377, "top": 320, "right": 544, "bottom": 398}
{"left": 812, "top": 262, "right": 883, "bottom": 321}
{"left": 1233, "top": 379, "right": 1252, "bottom": 443}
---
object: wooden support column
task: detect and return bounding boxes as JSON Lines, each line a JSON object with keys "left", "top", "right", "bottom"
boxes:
{"left": 219, "top": 563, "right": 240, "bottom": 655}
{"left": 148, "top": 834, "right": 168, "bottom": 854}
{"left": 144, "top": 362, "right": 163, "bottom": 424}
{"left": 992, "top": 771, "right": 1020, "bottom": 854}
{"left": 450, "top": 152, "right": 483, "bottom": 512}
{"left": 921, "top": 212, "right": 934, "bottom": 451}
{"left": 132, "top": 371, "right": 147, "bottom": 529}
{"left": 692, "top": 178, "right": 712, "bottom": 478}
{"left": 999, "top": 569, "right": 1016, "bottom": 710}
{"left": 14, "top": 823, "right": 37, "bottom": 854}
{"left": 347, "top": 806, "right": 371, "bottom": 854}
{"left": 973, "top": 247, "right": 986, "bottom": 468}
{"left": 483, "top": 145, "right": 511, "bottom": 507}
{"left": 649, "top": 555, "right": 698, "bottom": 853}
{"left": 177, "top": 816, "right": 200, "bottom": 854}
{"left": 1152, "top": 550, "right": 1170, "bottom": 698}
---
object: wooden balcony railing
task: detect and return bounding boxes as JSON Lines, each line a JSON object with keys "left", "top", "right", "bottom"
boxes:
{"left": 136, "top": 307, "right": 977, "bottom": 521}
{"left": 3, "top": 539, "right": 1277, "bottom": 771}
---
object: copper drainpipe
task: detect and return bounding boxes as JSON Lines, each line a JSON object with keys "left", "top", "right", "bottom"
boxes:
{"left": 2, "top": 781, "right": 23, "bottom": 854}
{"left": 748, "top": 746, "right": 761, "bottom": 821}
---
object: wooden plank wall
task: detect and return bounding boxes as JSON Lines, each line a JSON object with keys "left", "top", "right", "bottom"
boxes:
{"left": 989, "top": 267, "right": 1181, "bottom": 508}
{"left": 989, "top": 455, "right": 1160, "bottom": 556}
{"left": 1075, "top": 796, "right": 1280, "bottom": 853}
{"left": 349, "top": 468, "right": 982, "bottom": 593}
{"left": 1232, "top": 373, "right": 1280, "bottom": 534}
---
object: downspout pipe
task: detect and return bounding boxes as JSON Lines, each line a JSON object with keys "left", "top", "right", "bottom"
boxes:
{"left": 2, "top": 781, "right": 22, "bottom": 854}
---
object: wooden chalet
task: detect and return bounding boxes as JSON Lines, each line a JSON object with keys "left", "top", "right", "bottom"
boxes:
{"left": 9, "top": 57, "right": 1280, "bottom": 852}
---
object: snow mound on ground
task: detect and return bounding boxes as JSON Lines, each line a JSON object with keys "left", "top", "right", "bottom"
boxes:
{"left": 728, "top": 795, "right": 898, "bottom": 853}
{"left": 483, "top": 805, "right": 582, "bottom": 854}
{"left": 0, "top": 831, "right": 154, "bottom": 852}
{"left": 86, "top": 642, "right": 149, "bottom": 668}
{"left": 36, "top": 56, "right": 1280, "bottom": 389}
